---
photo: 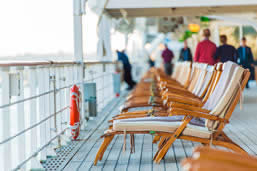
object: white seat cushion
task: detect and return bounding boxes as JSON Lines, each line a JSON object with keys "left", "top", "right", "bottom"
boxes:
{"left": 113, "top": 117, "right": 211, "bottom": 139}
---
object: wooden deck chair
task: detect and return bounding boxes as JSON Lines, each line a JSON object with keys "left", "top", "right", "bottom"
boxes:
{"left": 94, "top": 62, "right": 250, "bottom": 165}
{"left": 181, "top": 146, "right": 257, "bottom": 171}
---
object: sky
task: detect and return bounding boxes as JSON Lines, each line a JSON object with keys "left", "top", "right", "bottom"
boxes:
{"left": 0, "top": 1, "right": 142, "bottom": 60}
{"left": 0, "top": 0, "right": 100, "bottom": 58}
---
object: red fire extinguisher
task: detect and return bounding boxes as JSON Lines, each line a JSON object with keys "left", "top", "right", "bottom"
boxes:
{"left": 70, "top": 85, "right": 81, "bottom": 140}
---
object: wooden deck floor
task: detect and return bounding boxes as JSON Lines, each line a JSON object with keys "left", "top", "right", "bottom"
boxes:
{"left": 62, "top": 86, "right": 257, "bottom": 171}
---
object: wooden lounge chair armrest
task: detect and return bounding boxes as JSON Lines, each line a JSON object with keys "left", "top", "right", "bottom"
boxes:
{"left": 164, "top": 89, "right": 191, "bottom": 96}
{"left": 170, "top": 108, "right": 229, "bottom": 123}
{"left": 163, "top": 92, "right": 197, "bottom": 99}
{"left": 169, "top": 102, "right": 209, "bottom": 113}
{"left": 164, "top": 96, "right": 203, "bottom": 107}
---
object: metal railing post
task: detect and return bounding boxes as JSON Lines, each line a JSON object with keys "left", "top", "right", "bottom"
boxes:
{"left": 48, "top": 67, "right": 57, "bottom": 158}
{"left": 0, "top": 67, "right": 11, "bottom": 170}
{"left": 50, "top": 75, "right": 61, "bottom": 148}
{"left": 15, "top": 66, "right": 26, "bottom": 170}
{"left": 59, "top": 66, "right": 69, "bottom": 145}
{"left": 28, "top": 66, "right": 44, "bottom": 170}
{"left": 38, "top": 66, "right": 47, "bottom": 162}
{"left": 43, "top": 67, "right": 56, "bottom": 158}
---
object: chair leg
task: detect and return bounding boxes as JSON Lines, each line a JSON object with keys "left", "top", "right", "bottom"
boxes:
{"left": 158, "top": 136, "right": 168, "bottom": 149}
{"left": 154, "top": 116, "right": 192, "bottom": 163}
{"left": 212, "top": 132, "right": 247, "bottom": 154}
{"left": 153, "top": 136, "right": 169, "bottom": 160}
{"left": 154, "top": 135, "right": 177, "bottom": 163}
{"left": 212, "top": 140, "right": 247, "bottom": 154}
{"left": 94, "top": 135, "right": 114, "bottom": 165}
{"left": 153, "top": 135, "right": 161, "bottom": 144}
{"left": 99, "top": 135, "right": 115, "bottom": 161}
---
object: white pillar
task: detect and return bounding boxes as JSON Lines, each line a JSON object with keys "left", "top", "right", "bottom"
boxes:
{"left": 239, "top": 24, "right": 243, "bottom": 43}
{"left": 73, "top": 0, "right": 86, "bottom": 128}
{"left": 214, "top": 24, "right": 220, "bottom": 46}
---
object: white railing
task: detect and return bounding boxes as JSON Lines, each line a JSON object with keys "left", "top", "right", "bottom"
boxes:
{"left": 0, "top": 60, "right": 118, "bottom": 170}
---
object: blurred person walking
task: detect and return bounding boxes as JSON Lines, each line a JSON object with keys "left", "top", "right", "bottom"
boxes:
{"left": 237, "top": 37, "right": 254, "bottom": 88}
{"left": 215, "top": 35, "right": 237, "bottom": 62}
{"left": 161, "top": 44, "right": 174, "bottom": 75}
{"left": 194, "top": 28, "right": 217, "bottom": 65}
{"left": 116, "top": 50, "right": 136, "bottom": 90}
{"left": 179, "top": 40, "right": 192, "bottom": 62}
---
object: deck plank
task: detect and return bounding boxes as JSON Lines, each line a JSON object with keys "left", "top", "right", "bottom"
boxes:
{"left": 152, "top": 137, "right": 165, "bottom": 171}
{"left": 114, "top": 135, "right": 132, "bottom": 171}
{"left": 127, "top": 135, "right": 144, "bottom": 171}
{"left": 139, "top": 135, "right": 153, "bottom": 171}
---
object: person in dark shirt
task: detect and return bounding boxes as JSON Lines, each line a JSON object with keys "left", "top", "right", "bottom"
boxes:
{"left": 215, "top": 35, "right": 237, "bottom": 63}
{"left": 179, "top": 40, "right": 192, "bottom": 62}
{"left": 161, "top": 44, "right": 174, "bottom": 75}
{"left": 237, "top": 37, "right": 254, "bottom": 88}
{"left": 116, "top": 50, "right": 136, "bottom": 90}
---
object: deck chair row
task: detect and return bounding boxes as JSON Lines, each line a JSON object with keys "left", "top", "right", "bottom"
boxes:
{"left": 94, "top": 61, "right": 250, "bottom": 165}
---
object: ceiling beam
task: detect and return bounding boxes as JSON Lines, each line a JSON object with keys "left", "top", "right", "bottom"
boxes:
{"left": 106, "top": 0, "right": 257, "bottom": 9}
{"left": 107, "top": 5, "right": 257, "bottom": 18}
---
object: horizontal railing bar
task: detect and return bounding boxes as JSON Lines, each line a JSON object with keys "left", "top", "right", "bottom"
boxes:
{"left": 0, "top": 81, "right": 82, "bottom": 109}
{"left": 13, "top": 127, "right": 68, "bottom": 171}
{"left": 0, "top": 60, "right": 117, "bottom": 67}
{"left": 0, "top": 90, "right": 54, "bottom": 109}
{"left": 0, "top": 106, "right": 69, "bottom": 145}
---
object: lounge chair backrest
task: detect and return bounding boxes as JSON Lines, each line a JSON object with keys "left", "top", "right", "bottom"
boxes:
{"left": 202, "top": 63, "right": 223, "bottom": 103}
{"left": 183, "top": 62, "right": 192, "bottom": 88}
{"left": 172, "top": 62, "right": 183, "bottom": 79}
{"left": 215, "top": 70, "right": 250, "bottom": 131}
{"left": 178, "top": 62, "right": 192, "bottom": 86}
{"left": 176, "top": 63, "right": 187, "bottom": 85}
{"left": 192, "top": 64, "right": 208, "bottom": 95}
{"left": 188, "top": 63, "right": 202, "bottom": 92}
{"left": 203, "top": 62, "right": 238, "bottom": 111}
{"left": 204, "top": 62, "right": 246, "bottom": 130}
{"left": 197, "top": 65, "right": 215, "bottom": 97}
{"left": 181, "top": 62, "right": 197, "bottom": 89}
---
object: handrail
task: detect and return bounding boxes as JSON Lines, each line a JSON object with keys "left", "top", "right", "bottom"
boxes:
{"left": 0, "top": 60, "right": 117, "bottom": 67}
{"left": 0, "top": 81, "right": 82, "bottom": 109}
{"left": 0, "top": 106, "right": 69, "bottom": 145}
